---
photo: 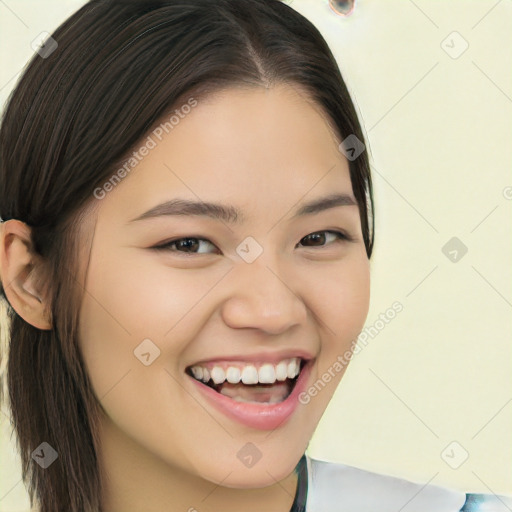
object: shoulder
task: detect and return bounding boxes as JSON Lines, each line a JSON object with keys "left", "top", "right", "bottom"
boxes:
{"left": 304, "top": 456, "right": 512, "bottom": 512}
{"left": 460, "top": 493, "right": 512, "bottom": 511}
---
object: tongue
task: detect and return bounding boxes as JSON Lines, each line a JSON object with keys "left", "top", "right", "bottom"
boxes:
{"left": 216, "top": 381, "right": 292, "bottom": 403}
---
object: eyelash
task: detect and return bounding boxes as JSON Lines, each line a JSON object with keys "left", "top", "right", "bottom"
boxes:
{"left": 152, "top": 230, "right": 355, "bottom": 255}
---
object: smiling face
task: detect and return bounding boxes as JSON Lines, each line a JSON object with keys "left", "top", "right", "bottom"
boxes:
{"left": 78, "top": 83, "right": 370, "bottom": 493}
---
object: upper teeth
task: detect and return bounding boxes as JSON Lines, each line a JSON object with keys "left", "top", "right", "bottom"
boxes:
{"left": 189, "top": 357, "right": 302, "bottom": 385}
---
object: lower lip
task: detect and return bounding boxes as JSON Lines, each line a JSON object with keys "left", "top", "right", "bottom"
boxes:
{"left": 188, "top": 360, "right": 313, "bottom": 430}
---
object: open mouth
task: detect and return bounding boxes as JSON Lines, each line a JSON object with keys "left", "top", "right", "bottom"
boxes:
{"left": 185, "top": 357, "right": 307, "bottom": 405}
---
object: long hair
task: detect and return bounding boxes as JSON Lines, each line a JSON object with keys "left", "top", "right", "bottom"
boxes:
{"left": 0, "top": 1, "right": 375, "bottom": 510}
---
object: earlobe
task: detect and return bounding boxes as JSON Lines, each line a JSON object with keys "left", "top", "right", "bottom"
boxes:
{"left": 0, "top": 220, "right": 52, "bottom": 330}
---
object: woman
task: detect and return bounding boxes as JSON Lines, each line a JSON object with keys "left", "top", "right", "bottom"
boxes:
{"left": 0, "top": 1, "right": 509, "bottom": 511}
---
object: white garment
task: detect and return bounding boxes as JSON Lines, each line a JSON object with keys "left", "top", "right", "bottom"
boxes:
{"left": 304, "top": 456, "right": 512, "bottom": 512}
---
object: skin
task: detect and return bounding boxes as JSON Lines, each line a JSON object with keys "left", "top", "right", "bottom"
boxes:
{"left": 0, "top": 83, "right": 370, "bottom": 512}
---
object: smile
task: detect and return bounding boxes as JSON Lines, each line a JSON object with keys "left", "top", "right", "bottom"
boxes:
{"left": 185, "top": 354, "right": 314, "bottom": 430}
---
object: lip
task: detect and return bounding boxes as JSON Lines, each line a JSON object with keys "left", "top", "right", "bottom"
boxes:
{"left": 187, "top": 349, "right": 315, "bottom": 367}
{"left": 187, "top": 358, "right": 314, "bottom": 430}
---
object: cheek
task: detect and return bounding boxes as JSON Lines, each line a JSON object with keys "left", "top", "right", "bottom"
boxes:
{"left": 76, "top": 249, "right": 179, "bottom": 399}
{"left": 308, "top": 254, "right": 370, "bottom": 342}
{"left": 304, "top": 253, "right": 370, "bottom": 373}
{"left": 78, "top": 248, "right": 200, "bottom": 343}
{"left": 293, "top": 255, "right": 370, "bottom": 411}
{"left": 76, "top": 247, "right": 229, "bottom": 400}
{"left": 76, "top": 250, "right": 216, "bottom": 464}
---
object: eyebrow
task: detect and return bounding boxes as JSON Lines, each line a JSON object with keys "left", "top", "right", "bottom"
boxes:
{"left": 127, "top": 193, "right": 358, "bottom": 225}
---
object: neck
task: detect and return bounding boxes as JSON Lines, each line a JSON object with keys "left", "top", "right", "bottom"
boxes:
{"left": 98, "top": 415, "right": 299, "bottom": 512}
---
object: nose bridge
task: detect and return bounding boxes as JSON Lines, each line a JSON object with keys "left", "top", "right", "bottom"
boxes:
{"left": 221, "top": 249, "right": 307, "bottom": 333}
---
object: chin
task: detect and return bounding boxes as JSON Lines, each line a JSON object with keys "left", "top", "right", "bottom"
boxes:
{"left": 204, "top": 463, "right": 297, "bottom": 489}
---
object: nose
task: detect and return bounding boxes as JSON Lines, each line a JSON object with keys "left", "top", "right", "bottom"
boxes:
{"left": 220, "top": 257, "right": 308, "bottom": 334}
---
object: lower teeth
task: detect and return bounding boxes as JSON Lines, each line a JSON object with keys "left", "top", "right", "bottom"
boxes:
{"left": 219, "top": 389, "right": 285, "bottom": 404}
{"left": 215, "top": 380, "right": 293, "bottom": 404}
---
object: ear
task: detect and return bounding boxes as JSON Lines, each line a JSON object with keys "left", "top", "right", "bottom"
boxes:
{"left": 0, "top": 220, "right": 52, "bottom": 330}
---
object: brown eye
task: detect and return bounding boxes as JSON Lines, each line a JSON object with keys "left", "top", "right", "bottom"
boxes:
{"left": 298, "top": 230, "right": 350, "bottom": 248}
{"left": 153, "top": 237, "right": 219, "bottom": 255}
{"left": 152, "top": 230, "right": 353, "bottom": 256}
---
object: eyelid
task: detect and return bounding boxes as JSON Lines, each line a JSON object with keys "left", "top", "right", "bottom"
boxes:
{"left": 152, "top": 235, "right": 219, "bottom": 254}
{"left": 151, "top": 229, "right": 356, "bottom": 255}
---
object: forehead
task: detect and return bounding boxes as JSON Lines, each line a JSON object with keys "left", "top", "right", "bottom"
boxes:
{"left": 96, "top": 84, "right": 353, "bottom": 222}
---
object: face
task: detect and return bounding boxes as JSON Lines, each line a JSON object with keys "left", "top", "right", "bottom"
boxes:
{"left": 78, "top": 84, "right": 370, "bottom": 488}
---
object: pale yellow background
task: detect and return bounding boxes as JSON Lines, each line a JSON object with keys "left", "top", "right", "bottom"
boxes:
{"left": 1, "top": 0, "right": 511, "bottom": 510}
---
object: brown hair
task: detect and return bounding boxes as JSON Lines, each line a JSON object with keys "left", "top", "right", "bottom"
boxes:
{"left": 0, "top": 0, "right": 375, "bottom": 510}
